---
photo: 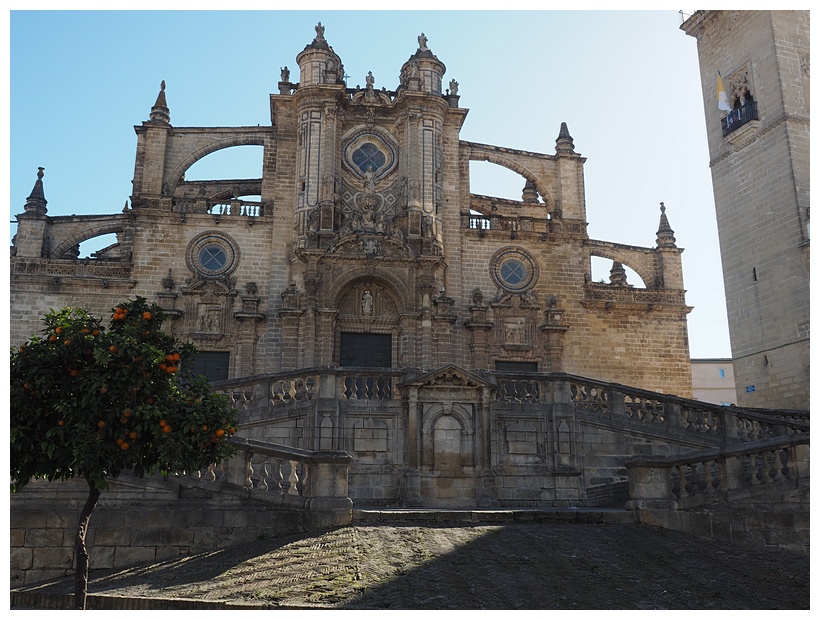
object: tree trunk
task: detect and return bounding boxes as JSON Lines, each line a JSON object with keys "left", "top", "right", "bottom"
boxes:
{"left": 74, "top": 475, "right": 101, "bottom": 609}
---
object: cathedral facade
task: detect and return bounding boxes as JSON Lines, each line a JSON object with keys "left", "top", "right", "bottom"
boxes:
{"left": 11, "top": 24, "right": 693, "bottom": 399}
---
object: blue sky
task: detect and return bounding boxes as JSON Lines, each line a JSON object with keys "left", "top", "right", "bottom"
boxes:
{"left": 7, "top": 7, "right": 733, "bottom": 358}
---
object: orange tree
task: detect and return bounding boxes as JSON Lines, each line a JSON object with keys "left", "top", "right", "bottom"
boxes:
{"left": 10, "top": 297, "right": 238, "bottom": 609}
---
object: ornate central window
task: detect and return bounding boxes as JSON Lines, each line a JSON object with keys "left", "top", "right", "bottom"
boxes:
{"left": 352, "top": 142, "right": 387, "bottom": 174}
{"left": 342, "top": 130, "right": 398, "bottom": 180}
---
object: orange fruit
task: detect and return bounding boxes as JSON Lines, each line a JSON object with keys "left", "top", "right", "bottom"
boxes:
{"left": 159, "top": 419, "right": 167, "bottom": 427}
{"left": 109, "top": 345, "right": 118, "bottom": 353}
{"left": 55, "top": 327, "right": 62, "bottom": 334}
{"left": 100, "top": 386, "right": 108, "bottom": 394}
{"left": 92, "top": 329, "right": 101, "bottom": 336}
{"left": 123, "top": 408, "right": 132, "bottom": 417}
{"left": 115, "top": 437, "right": 123, "bottom": 445}
{"left": 172, "top": 352, "right": 180, "bottom": 361}
{"left": 64, "top": 339, "right": 71, "bottom": 346}
{"left": 162, "top": 426, "right": 172, "bottom": 433}
{"left": 58, "top": 420, "right": 65, "bottom": 427}
{"left": 201, "top": 425, "right": 208, "bottom": 431}
{"left": 49, "top": 335, "right": 58, "bottom": 342}
{"left": 142, "top": 311, "right": 152, "bottom": 320}
{"left": 215, "top": 429, "right": 225, "bottom": 437}
{"left": 69, "top": 369, "right": 79, "bottom": 377}
{"left": 129, "top": 431, "right": 138, "bottom": 439}
{"left": 97, "top": 420, "right": 106, "bottom": 428}
{"left": 120, "top": 442, "right": 130, "bottom": 450}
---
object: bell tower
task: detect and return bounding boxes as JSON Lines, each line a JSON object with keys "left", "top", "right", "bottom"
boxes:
{"left": 682, "top": 11, "right": 809, "bottom": 409}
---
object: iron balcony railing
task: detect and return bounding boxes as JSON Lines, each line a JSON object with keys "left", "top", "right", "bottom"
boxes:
{"left": 721, "top": 100, "right": 758, "bottom": 136}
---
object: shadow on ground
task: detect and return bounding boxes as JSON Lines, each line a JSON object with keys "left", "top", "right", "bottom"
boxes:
{"left": 12, "top": 523, "right": 810, "bottom": 609}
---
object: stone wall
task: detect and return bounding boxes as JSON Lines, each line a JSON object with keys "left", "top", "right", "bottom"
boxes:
{"left": 9, "top": 477, "right": 310, "bottom": 588}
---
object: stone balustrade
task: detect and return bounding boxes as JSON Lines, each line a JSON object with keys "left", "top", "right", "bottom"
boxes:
{"left": 177, "top": 436, "right": 353, "bottom": 523}
{"left": 625, "top": 434, "right": 810, "bottom": 510}
{"left": 215, "top": 369, "right": 808, "bottom": 444}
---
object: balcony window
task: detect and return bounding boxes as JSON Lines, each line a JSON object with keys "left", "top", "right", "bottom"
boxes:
{"left": 722, "top": 99, "right": 758, "bottom": 136}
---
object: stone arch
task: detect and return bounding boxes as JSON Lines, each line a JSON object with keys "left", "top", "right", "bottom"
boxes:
{"left": 164, "top": 136, "right": 267, "bottom": 196}
{"left": 50, "top": 222, "right": 129, "bottom": 259}
{"left": 333, "top": 274, "right": 405, "bottom": 368}
{"left": 466, "top": 148, "right": 552, "bottom": 206}
{"left": 587, "top": 246, "right": 656, "bottom": 289}
{"left": 421, "top": 403, "right": 474, "bottom": 470}
{"left": 327, "top": 266, "right": 414, "bottom": 314}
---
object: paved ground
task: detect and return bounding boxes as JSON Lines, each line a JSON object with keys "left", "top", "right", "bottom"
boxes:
{"left": 12, "top": 520, "right": 809, "bottom": 610}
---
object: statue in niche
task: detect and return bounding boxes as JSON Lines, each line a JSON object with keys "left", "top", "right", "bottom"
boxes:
{"left": 362, "top": 290, "right": 374, "bottom": 316}
{"left": 280, "top": 66, "right": 290, "bottom": 82}
{"left": 306, "top": 208, "right": 320, "bottom": 233}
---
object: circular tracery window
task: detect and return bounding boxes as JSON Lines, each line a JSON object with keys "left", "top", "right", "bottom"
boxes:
{"left": 491, "top": 247, "right": 538, "bottom": 293}
{"left": 187, "top": 232, "right": 239, "bottom": 278}
{"left": 342, "top": 131, "right": 398, "bottom": 179}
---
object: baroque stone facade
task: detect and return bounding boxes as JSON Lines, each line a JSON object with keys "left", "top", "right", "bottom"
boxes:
{"left": 682, "top": 11, "right": 810, "bottom": 409}
{"left": 10, "top": 25, "right": 693, "bottom": 397}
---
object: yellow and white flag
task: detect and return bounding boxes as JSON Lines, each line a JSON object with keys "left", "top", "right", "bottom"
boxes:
{"left": 717, "top": 72, "right": 731, "bottom": 111}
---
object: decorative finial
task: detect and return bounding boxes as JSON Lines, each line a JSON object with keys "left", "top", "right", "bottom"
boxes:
{"left": 555, "top": 122, "right": 575, "bottom": 155}
{"left": 24, "top": 167, "right": 48, "bottom": 215}
{"left": 656, "top": 201, "right": 677, "bottom": 248}
{"left": 150, "top": 80, "right": 170, "bottom": 124}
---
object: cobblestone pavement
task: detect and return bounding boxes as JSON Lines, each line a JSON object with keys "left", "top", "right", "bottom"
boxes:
{"left": 13, "top": 522, "right": 810, "bottom": 609}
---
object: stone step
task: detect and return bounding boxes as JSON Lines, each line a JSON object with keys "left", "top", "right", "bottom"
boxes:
{"left": 352, "top": 507, "right": 634, "bottom": 524}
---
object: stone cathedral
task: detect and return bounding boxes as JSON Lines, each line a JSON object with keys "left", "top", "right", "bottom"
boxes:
{"left": 11, "top": 25, "right": 700, "bottom": 506}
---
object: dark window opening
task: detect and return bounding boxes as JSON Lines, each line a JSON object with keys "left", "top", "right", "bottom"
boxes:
{"left": 495, "top": 361, "right": 538, "bottom": 373}
{"left": 340, "top": 333, "right": 392, "bottom": 367}
{"left": 188, "top": 351, "right": 230, "bottom": 382}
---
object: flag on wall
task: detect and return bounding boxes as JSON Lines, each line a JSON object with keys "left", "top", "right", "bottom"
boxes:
{"left": 717, "top": 72, "right": 731, "bottom": 111}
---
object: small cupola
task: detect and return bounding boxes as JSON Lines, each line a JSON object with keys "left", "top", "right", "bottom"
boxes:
{"left": 399, "top": 33, "right": 446, "bottom": 95}
{"left": 296, "top": 22, "right": 344, "bottom": 87}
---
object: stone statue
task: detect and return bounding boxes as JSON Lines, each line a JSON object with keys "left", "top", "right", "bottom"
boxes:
{"left": 418, "top": 33, "right": 428, "bottom": 51}
{"left": 362, "top": 290, "right": 373, "bottom": 315}
{"left": 315, "top": 22, "right": 325, "bottom": 41}
{"left": 366, "top": 71, "right": 374, "bottom": 88}
{"left": 280, "top": 66, "right": 290, "bottom": 82}
{"left": 449, "top": 79, "right": 459, "bottom": 96}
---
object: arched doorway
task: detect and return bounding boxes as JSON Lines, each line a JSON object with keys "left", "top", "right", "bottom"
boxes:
{"left": 335, "top": 278, "right": 401, "bottom": 367}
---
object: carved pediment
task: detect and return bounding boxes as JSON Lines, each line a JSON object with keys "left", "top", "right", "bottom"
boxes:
{"left": 400, "top": 364, "right": 495, "bottom": 390}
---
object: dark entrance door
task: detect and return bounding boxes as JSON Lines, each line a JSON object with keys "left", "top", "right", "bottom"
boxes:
{"left": 340, "top": 333, "right": 392, "bottom": 367}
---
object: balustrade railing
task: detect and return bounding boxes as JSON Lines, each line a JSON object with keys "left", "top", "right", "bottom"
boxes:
{"left": 173, "top": 198, "right": 266, "bottom": 217}
{"left": 175, "top": 437, "right": 352, "bottom": 514}
{"left": 626, "top": 434, "right": 809, "bottom": 510}
{"left": 213, "top": 369, "right": 807, "bottom": 445}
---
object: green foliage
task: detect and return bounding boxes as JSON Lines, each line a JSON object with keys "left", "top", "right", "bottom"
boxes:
{"left": 10, "top": 296, "right": 238, "bottom": 492}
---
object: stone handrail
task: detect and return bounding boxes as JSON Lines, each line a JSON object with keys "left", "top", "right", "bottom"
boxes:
{"left": 625, "top": 433, "right": 810, "bottom": 510}
{"left": 213, "top": 367, "right": 407, "bottom": 414}
{"left": 214, "top": 369, "right": 808, "bottom": 442}
{"left": 175, "top": 436, "right": 353, "bottom": 523}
